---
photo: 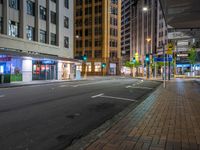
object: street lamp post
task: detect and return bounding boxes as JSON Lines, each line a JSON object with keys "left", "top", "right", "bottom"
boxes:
{"left": 76, "top": 35, "right": 87, "bottom": 79}
{"left": 143, "top": 6, "right": 151, "bottom": 79}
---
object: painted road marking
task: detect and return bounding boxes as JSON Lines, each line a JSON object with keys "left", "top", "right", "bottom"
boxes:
{"left": 59, "top": 85, "right": 68, "bottom": 88}
{"left": 72, "top": 80, "right": 109, "bottom": 87}
{"left": 0, "top": 95, "right": 5, "bottom": 98}
{"left": 91, "top": 93, "right": 138, "bottom": 102}
{"left": 127, "top": 86, "right": 153, "bottom": 90}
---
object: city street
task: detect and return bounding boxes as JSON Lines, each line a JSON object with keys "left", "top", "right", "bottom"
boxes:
{"left": 0, "top": 77, "right": 161, "bottom": 150}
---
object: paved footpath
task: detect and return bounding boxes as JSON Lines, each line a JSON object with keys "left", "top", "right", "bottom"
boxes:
{"left": 85, "top": 79, "right": 200, "bottom": 150}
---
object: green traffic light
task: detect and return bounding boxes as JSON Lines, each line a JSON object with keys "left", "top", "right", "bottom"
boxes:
{"left": 102, "top": 63, "right": 106, "bottom": 68}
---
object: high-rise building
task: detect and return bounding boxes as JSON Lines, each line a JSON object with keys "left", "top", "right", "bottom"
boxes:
{"left": 0, "top": 0, "right": 78, "bottom": 83}
{"left": 74, "top": 0, "right": 121, "bottom": 76}
{"left": 121, "top": 0, "right": 167, "bottom": 75}
{"left": 121, "top": 0, "right": 131, "bottom": 64}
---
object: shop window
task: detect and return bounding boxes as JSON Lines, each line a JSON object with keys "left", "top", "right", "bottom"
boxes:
{"left": 8, "top": 20, "right": 19, "bottom": 37}
{"left": 76, "top": 65, "right": 82, "bottom": 72}
{"left": 40, "top": 30, "right": 46, "bottom": 43}
{"left": 94, "top": 62, "right": 101, "bottom": 72}
{"left": 86, "top": 62, "right": 92, "bottom": 72}
{"left": 27, "top": 0, "right": 35, "bottom": 16}
{"left": 64, "top": 36, "right": 69, "bottom": 48}
{"left": 40, "top": 6, "right": 46, "bottom": 20}
{"left": 9, "top": 0, "right": 19, "bottom": 10}
{"left": 26, "top": 26, "right": 35, "bottom": 41}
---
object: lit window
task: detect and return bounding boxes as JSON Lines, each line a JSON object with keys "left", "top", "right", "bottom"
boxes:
{"left": 8, "top": 20, "right": 19, "bottom": 37}
{"left": 94, "top": 62, "right": 101, "bottom": 72}
{"left": 26, "top": 26, "right": 35, "bottom": 41}
{"left": 86, "top": 62, "right": 91, "bottom": 72}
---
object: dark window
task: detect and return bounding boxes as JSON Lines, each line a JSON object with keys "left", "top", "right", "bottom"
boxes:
{"left": 51, "top": 11, "right": 56, "bottom": 24}
{"left": 26, "top": 26, "right": 35, "bottom": 41}
{"left": 64, "top": 36, "right": 69, "bottom": 48}
{"left": 0, "top": 0, "right": 3, "bottom": 4}
{"left": 8, "top": 20, "right": 19, "bottom": 37}
{"left": 9, "top": 0, "right": 19, "bottom": 10}
{"left": 51, "top": 33, "right": 56, "bottom": 45}
{"left": 64, "top": 16, "right": 69, "bottom": 28}
{"left": 64, "top": 0, "right": 69, "bottom": 9}
{"left": 51, "top": 0, "right": 56, "bottom": 3}
{"left": 40, "top": 6, "right": 46, "bottom": 20}
{"left": 26, "top": 0, "right": 35, "bottom": 16}
{"left": 95, "top": 50, "right": 102, "bottom": 58}
{"left": 40, "top": 30, "right": 46, "bottom": 43}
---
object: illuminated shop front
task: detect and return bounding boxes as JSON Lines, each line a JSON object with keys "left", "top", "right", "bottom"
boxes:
{"left": 0, "top": 55, "right": 22, "bottom": 83}
{"left": 32, "top": 60, "right": 57, "bottom": 80}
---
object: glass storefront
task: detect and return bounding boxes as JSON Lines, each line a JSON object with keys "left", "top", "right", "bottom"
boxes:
{"left": 32, "top": 60, "right": 57, "bottom": 80}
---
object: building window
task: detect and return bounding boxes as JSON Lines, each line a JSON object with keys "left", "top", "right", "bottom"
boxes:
{"left": 51, "top": 0, "right": 56, "bottom": 3}
{"left": 76, "top": 65, "right": 82, "bottom": 71}
{"left": 26, "top": 0, "right": 35, "bottom": 16}
{"left": 94, "top": 62, "right": 101, "bottom": 72}
{"left": 64, "top": 16, "right": 69, "bottom": 28}
{"left": 86, "top": 62, "right": 92, "bottom": 72}
{"left": 9, "top": 0, "right": 19, "bottom": 10}
{"left": 64, "top": 0, "right": 69, "bottom": 9}
{"left": 64, "top": 36, "right": 69, "bottom": 48}
{"left": 26, "top": 26, "right": 35, "bottom": 41}
{"left": 0, "top": 17, "right": 3, "bottom": 34}
{"left": 0, "top": 0, "right": 3, "bottom": 4}
{"left": 40, "top": 6, "right": 46, "bottom": 20}
{"left": 8, "top": 20, "right": 19, "bottom": 37}
{"left": 51, "top": 11, "right": 56, "bottom": 24}
{"left": 95, "top": 50, "right": 102, "bottom": 58}
{"left": 51, "top": 33, "right": 56, "bottom": 45}
{"left": 40, "top": 30, "right": 46, "bottom": 43}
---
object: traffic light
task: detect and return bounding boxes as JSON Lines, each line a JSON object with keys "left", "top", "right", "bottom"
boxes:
{"left": 102, "top": 63, "right": 106, "bottom": 68}
{"left": 82, "top": 55, "right": 87, "bottom": 61}
{"left": 145, "top": 54, "right": 150, "bottom": 63}
{"left": 132, "top": 57, "right": 136, "bottom": 63}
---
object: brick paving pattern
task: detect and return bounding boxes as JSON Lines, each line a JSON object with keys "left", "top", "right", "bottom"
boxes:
{"left": 86, "top": 79, "right": 200, "bottom": 150}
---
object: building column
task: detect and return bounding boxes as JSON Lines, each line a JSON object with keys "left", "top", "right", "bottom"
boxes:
{"left": 46, "top": 0, "right": 50, "bottom": 44}
{"left": 35, "top": 0, "right": 39, "bottom": 42}
{"left": 22, "top": 59, "right": 32, "bottom": 82}
{"left": 3, "top": 0, "right": 8, "bottom": 35}
{"left": 57, "top": 62, "right": 63, "bottom": 80}
{"left": 19, "top": 0, "right": 26, "bottom": 38}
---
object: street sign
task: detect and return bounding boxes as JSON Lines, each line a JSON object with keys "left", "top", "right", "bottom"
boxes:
{"left": 154, "top": 57, "right": 173, "bottom": 62}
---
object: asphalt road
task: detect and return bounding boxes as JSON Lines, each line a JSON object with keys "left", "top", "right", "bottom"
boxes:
{"left": 0, "top": 77, "right": 161, "bottom": 150}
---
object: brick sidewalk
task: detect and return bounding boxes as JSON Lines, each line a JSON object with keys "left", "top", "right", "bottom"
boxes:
{"left": 85, "top": 79, "right": 200, "bottom": 150}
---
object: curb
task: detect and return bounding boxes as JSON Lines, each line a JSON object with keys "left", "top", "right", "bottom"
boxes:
{"left": 64, "top": 82, "right": 162, "bottom": 150}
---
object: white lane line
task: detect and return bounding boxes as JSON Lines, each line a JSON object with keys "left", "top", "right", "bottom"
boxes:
{"left": 128, "top": 86, "right": 153, "bottom": 90}
{"left": 91, "top": 93, "right": 104, "bottom": 98}
{"left": 0, "top": 95, "right": 5, "bottom": 98}
{"left": 72, "top": 81, "right": 108, "bottom": 87}
{"left": 91, "top": 93, "right": 137, "bottom": 102}
{"left": 59, "top": 85, "right": 68, "bottom": 88}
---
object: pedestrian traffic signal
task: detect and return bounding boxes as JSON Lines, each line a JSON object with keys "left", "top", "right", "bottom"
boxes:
{"left": 82, "top": 55, "right": 87, "bottom": 61}
{"left": 145, "top": 54, "right": 150, "bottom": 63}
{"left": 102, "top": 63, "right": 106, "bottom": 68}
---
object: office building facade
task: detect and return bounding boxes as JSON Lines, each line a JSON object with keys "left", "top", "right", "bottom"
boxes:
{"left": 0, "top": 0, "right": 79, "bottom": 83}
{"left": 74, "top": 0, "right": 121, "bottom": 76}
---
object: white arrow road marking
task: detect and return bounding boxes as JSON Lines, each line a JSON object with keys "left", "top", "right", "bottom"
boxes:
{"left": 59, "top": 85, "right": 68, "bottom": 88}
{"left": 0, "top": 95, "right": 5, "bottom": 98}
{"left": 91, "top": 93, "right": 138, "bottom": 102}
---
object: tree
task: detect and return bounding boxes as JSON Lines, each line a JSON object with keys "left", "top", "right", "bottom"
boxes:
{"left": 188, "top": 47, "right": 197, "bottom": 72}
{"left": 125, "top": 61, "right": 141, "bottom": 77}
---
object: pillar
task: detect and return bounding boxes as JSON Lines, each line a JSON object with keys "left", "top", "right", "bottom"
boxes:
{"left": 22, "top": 59, "right": 32, "bottom": 82}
